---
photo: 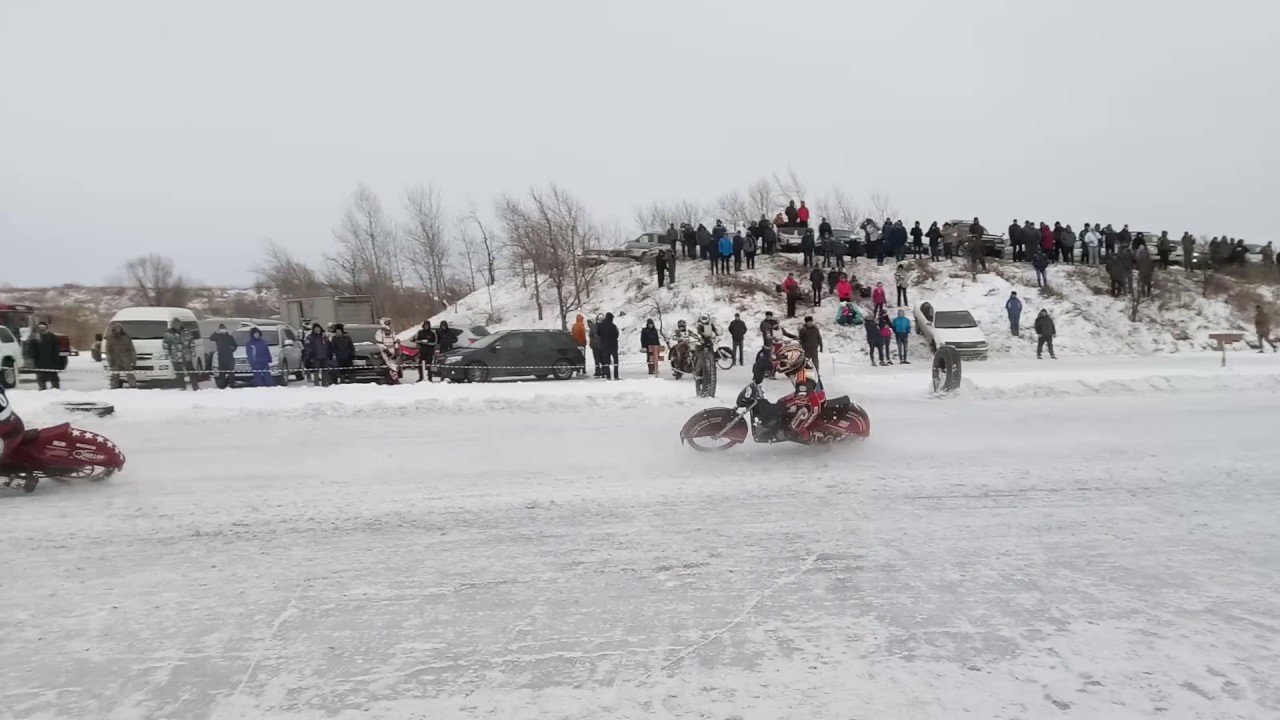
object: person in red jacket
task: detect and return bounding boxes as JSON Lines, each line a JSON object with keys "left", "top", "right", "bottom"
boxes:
{"left": 797, "top": 201, "right": 811, "bottom": 228}
{"left": 872, "top": 281, "right": 887, "bottom": 314}
{"left": 1040, "top": 223, "right": 1055, "bottom": 254}
{"left": 836, "top": 276, "right": 854, "bottom": 302}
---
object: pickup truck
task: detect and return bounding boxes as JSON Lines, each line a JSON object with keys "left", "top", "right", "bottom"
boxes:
{"left": 580, "top": 232, "right": 670, "bottom": 265}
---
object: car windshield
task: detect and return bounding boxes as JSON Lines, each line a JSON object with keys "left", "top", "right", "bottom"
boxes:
{"left": 233, "top": 328, "right": 280, "bottom": 346}
{"left": 345, "top": 327, "right": 379, "bottom": 344}
{"left": 470, "top": 326, "right": 490, "bottom": 337}
{"left": 934, "top": 310, "right": 978, "bottom": 329}
{"left": 113, "top": 320, "right": 172, "bottom": 340}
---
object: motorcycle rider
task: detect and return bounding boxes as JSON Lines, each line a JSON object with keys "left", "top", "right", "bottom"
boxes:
{"left": 0, "top": 382, "right": 22, "bottom": 469}
{"left": 756, "top": 343, "right": 826, "bottom": 443}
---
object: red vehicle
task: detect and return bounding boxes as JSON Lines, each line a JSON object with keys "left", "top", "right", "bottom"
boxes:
{"left": 0, "top": 422, "right": 126, "bottom": 493}
{"left": 679, "top": 382, "right": 871, "bottom": 451}
{"left": 0, "top": 303, "right": 75, "bottom": 381}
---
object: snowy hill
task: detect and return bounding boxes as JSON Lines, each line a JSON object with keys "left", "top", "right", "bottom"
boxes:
{"left": 432, "top": 253, "right": 1277, "bottom": 361}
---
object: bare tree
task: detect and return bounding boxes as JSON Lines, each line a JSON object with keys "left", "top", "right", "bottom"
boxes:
{"left": 746, "top": 178, "right": 775, "bottom": 220}
{"left": 403, "top": 183, "right": 450, "bottom": 304}
{"left": 466, "top": 207, "right": 498, "bottom": 286}
{"left": 326, "top": 184, "right": 404, "bottom": 315}
{"left": 772, "top": 167, "right": 809, "bottom": 206}
{"left": 714, "top": 190, "right": 750, "bottom": 228}
{"left": 123, "top": 254, "right": 190, "bottom": 307}
{"left": 254, "top": 242, "right": 326, "bottom": 298}
{"left": 870, "top": 192, "right": 900, "bottom": 221}
{"left": 815, "top": 188, "right": 865, "bottom": 232}
{"left": 634, "top": 200, "right": 703, "bottom": 231}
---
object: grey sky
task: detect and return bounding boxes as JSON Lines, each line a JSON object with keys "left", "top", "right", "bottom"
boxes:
{"left": 3, "top": 0, "right": 1277, "bottom": 287}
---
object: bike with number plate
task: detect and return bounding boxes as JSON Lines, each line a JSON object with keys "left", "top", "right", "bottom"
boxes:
{"left": 0, "top": 417, "right": 126, "bottom": 494}
{"left": 679, "top": 382, "right": 871, "bottom": 451}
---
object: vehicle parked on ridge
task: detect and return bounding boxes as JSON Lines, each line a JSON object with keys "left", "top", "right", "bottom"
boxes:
{"left": 914, "top": 299, "right": 989, "bottom": 360}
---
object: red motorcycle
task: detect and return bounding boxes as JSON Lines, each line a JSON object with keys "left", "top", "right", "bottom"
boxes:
{"left": 1, "top": 423, "right": 126, "bottom": 493}
{"left": 680, "top": 382, "right": 871, "bottom": 451}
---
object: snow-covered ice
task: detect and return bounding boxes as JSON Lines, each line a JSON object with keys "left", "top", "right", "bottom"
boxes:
{"left": 2, "top": 356, "right": 1279, "bottom": 719}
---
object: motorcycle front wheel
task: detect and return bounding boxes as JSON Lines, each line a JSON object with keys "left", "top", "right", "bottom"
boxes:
{"left": 679, "top": 408, "right": 745, "bottom": 452}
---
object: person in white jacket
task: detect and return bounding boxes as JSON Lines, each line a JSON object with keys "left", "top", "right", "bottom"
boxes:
{"left": 374, "top": 317, "right": 401, "bottom": 383}
{"left": 1081, "top": 224, "right": 1101, "bottom": 265}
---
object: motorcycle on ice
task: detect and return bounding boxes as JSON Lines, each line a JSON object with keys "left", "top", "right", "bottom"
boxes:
{"left": 0, "top": 423, "right": 126, "bottom": 493}
{"left": 679, "top": 382, "right": 871, "bottom": 451}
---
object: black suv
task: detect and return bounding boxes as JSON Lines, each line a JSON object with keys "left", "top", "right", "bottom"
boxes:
{"left": 437, "top": 329, "right": 585, "bottom": 383}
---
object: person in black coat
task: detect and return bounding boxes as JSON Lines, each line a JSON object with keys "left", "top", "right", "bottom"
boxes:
{"left": 809, "top": 267, "right": 824, "bottom": 307}
{"left": 1008, "top": 220, "right": 1023, "bottom": 261}
{"left": 728, "top": 313, "right": 747, "bottom": 366}
{"left": 818, "top": 218, "right": 833, "bottom": 240}
{"left": 412, "top": 320, "right": 438, "bottom": 382}
{"left": 25, "top": 322, "right": 62, "bottom": 390}
{"left": 732, "top": 231, "right": 745, "bottom": 272}
{"left": 682, "top": 223, "right": 697, "bottom": 259}
{"left": 597, "top": 312, "right": 620, "bottom": 380}
{"left": 801, "top": 229, "right": 816, "bottom": 267}
{"left": 640, "top": 319, "right": 661, "bottom": 374}
{"left": 798, "top": 316, "right": 823, "bottom": 372}
{"left": 210, "top": 324, "right": 239, "bottom": 388}
{"left": 436, "top": 321, "right": 456, "bottom": 353}
{"left": 664, "top": 223, "right": 679, "bottom": 252}
{"left": 910, "top": 222, "right": 924, "bottom": 258}
{"left": 655, "top": 250, "right": 668, "bottom": 288}
{"left": 330, "top": 324, "right": 357, "bottom": 384}
{"left": 696, "top": 224, "right": 713, "bottom": 260}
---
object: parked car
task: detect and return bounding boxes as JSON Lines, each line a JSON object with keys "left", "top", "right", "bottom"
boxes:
{"left": 101, "top": 307, "right": 206, "bottom": 385}
{"left": 229, "top": 324, "right": 304, "bottom": 386}
{"left": 339, "top": 324, "right": 398, "bottom": 384}
{"left": 914, "top": 300, "right": 989, "bottom": 360}
{"left": 581, "top": 233, "right": 669, "bottom": 265}
{"left": 0, "top": 324, "right": 22, "bottom": 388}
{"left": 940, "top": 220, "right": 1006, "bottom": 258}
{"left": 437, "top": 329, "right": 585, "bottom": 383}
{"left": 813, "top": 228, "right": 863, "bottom": 258}
{"left": 402, "top": 319, "right": 490, "bottom": 350}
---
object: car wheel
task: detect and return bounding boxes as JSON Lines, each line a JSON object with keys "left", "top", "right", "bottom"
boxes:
{"left": 467, "top": 363, "right": 490, "bottom": 383}
{"left": 1, "top": 359, "right": 15, "bottom": 389}
{"left": 551, "top": 359, "right": 574, "bottom": 380}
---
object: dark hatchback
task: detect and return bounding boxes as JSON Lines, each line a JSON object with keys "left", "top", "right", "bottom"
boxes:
{"left": 437, "top": 329, "right": 585, "bottom": 383}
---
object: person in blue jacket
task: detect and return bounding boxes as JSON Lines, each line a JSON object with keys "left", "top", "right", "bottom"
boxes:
{"left": 891, "top": 310, "right": 912, "bottom": 364}
{"left": 1005, "top": 291, "right": 1023, "bottom": 336}
{"left": 244, "top": 326, "right": 274, "bottom": 387}
{"left": 717, "top": 233, "right": 733, "bottom": 275}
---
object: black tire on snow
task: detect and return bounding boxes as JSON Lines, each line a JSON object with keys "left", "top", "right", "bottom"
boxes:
{"left": 932, "top": 346, "right": 962, "bottom": 394}
{"left": 1, "top": 360, "right": 15, "bottom": 389}
{"left": 53, "top": 401, "right": 116, "bottom": 417}
{"left": 551, "top": 359, "right": 574, "bottom": 380}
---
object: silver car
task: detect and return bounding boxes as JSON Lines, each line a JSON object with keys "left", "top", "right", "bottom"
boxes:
{"left": 229, "top": 325, "right": 304, "bottom": 385}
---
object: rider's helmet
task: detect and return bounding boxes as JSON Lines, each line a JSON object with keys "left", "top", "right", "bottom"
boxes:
{"left": 698, "top": 313, "right": 710, "bottom": 326}
{"left": 774, "top": 343, "right": 806, "bottom": 376}
{"left": 677, "top": 319, "right": 687, "bottom": 330}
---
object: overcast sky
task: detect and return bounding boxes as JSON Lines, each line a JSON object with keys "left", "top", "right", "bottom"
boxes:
{"left": 3, "top": 0, "right": 1277, "bottom": 287}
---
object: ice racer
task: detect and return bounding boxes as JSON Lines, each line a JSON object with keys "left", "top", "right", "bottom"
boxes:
{"left": 752, "top": 342, "right": 827, "bottom": 443}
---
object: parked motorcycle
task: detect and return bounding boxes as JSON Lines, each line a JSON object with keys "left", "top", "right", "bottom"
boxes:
{"left": 0, "top": 423, "right": 126, "bottom": 493}
{"left": 680, "top": 382, "right": 871, "bottom": 451}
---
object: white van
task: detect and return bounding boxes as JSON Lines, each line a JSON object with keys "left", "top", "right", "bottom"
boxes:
{"left": 103, "top": 307, "right": 205, "bottom": 383}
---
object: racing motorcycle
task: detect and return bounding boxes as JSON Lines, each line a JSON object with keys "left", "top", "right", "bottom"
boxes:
{"left": 679, "top": 382, "right": 871, "bottom": 451}
{"left": 0, "top": 423, "right": 126, "bottom": 493}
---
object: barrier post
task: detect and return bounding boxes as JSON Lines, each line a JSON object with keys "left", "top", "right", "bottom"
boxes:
{"left": 648, "top": 346, "right": 664, "bottom": 375}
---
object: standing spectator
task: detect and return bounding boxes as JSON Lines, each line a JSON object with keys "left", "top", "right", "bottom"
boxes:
{"left": 800, "top": 228, "right": 815, "bottom": 267}
{"left": 1060, "top": 225, "right": 1077, "bottom": 263}
{"left": 836, "top": 274, "right": 854, "bottom": 302}
{"left": 245, "top": 326, "right": 274, "bottom": 386}
{"left": 818, "top": 216, "right": 833, "bottom": 241}
{"left": 1136, "top": 245, "right": 1156, "bottom": 297}
{"left": 1052, "top": 222, "right": 1065, "bottom": 262}
{"left": 798, "top": 316, "right": 823, "bottom": 371}
{"left": 1023, "top": 221, "right": 1038, "bottom": 261}
{"left": 878, "top": 315, "right": 894, "bottom": 366}
{"left": 640, "top": 319, "right": 661, "bottom": 373}
{"left": 820, "top": 219, "right": 836, "bottom": 267}
{"left": 1103, "top": 224, "right": 1117, "bottom": 260}
{"left": 655, "top": 248, "right": 668, "bottom": 288}
{"left": 717, "top": 233, "right": 733, "bottom": 274}
{"left": 666, "top": 246, "right": 677, "bottom": 285}
{"left": 712, "top": 218, "right": 727, "bottom": 242}
{"left": 797, "top": 201, "right": 811, "bottom": 227}
{"left": 696, "top": 223, "right": 712, "bottom": 260}
{"left": 761, "top": 219, "right": 778, "bottom": 255}
{"left": 25, "top": 322, "right": 62, "bottom": 390}
{"left": 588, "top": 314, "right": 604, "bottom": 377}
{"left": 1119, "top": 224, "right": 1132, "bottom": 251}
{"left": 877, "top": 221, "right": 890, "bottom": 266}
{"left": 732, "top": 230, "right": 745, "bottom": 272}
{"left": 1005, "top": 291, "right": 1023, "bottom": 336}
{"left": 1034, "top": 309, "right": 1057, "bottom": 359}
{"left": 1040, "top": 223, "right": 1055, "bottom": 258}
{"left": 571, "top": 313, "right": 587, "bottom": 375}
{"left": 211, "top": 323, "right": 237, "bottom": 388}
{"left": 304, "top": 322, "right": 334, "bottom": 386}
{"left": 598, "top": 312, "right": 620, "bottom": 380}
{"left": 894, "top": 263, "right": 909, "bottom": 306}
{"left": 744, "top": 230, "right": 758, "bottom": 269}
{"left": 1181, "top": 232, "right": 1196, "bottom": 273}
{"left": 163, "top": 318, "right": 200, "bottom": 391}
{"left": 826, "top": 268, "right": 840, "bottom": 295}
{"left": 910, "top": 221, "right": 924, "bottom": 258}
{"left": 728, "top": 313, "right": 747, "bottom": 366}
{"left": 1033, "top": 250, "right": 1049, "bottom": 288}
{"left": 927, "top": 221, "right": 943, "bottom": 260}
{"left": 437, "top": 321, "right": 455, "bottom": 354}
{"left": 1008, "top": 220, "right": 1023, "bottom": 262}
{"left": 1256, "top": 306, "right": 1277, "bottom": 353}
{"left": 330, "top": 324, "right": 356, "bottom": 384}
{"left": 893, "top": 221, "right": 909, "bottom": 262}
{"left": 941, "top": 224, "right": 956, "bottom": 261}
{"left": 665, "top": 223, "right": 679, "bottom": 252}
{"left": 104, "top": 322, "right": 138, "bottom": 390}
{"left": 1260, "top": 241, "right": 1275, "bottom": 274}
{"left": 1082, "top": 224, "right": 1100, "bottom": 264}
{"left": 863, "top": 315, "right": 882, "bottom": 367}
{"left": 891, "top": 310, "right": 911, "bottom": 364}
{"left": 682, "top": 223, "right": 698, "bottom": 259}
{"left": 90, "top": 333, "right": 104, "bottom": 363}
{"left": 785, "top": 200, "right": 799, "bottom": 226}
{"left": 872, "top": 281, "right": 887, "bottom": 315}
{"left": 785, "top": 279, "right": 802, "bottom": 319}
{"left": 808, "top": 267, "right": 824, "bottom": 307}
{"left": 411, "top": 320, "right": 437, "bottom": 383}
{"left": 1157, "top": 231, "right": 1172, "bottom": 269}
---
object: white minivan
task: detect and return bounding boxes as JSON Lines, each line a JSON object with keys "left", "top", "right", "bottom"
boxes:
{"left": 103, "top": 307, "right": 205, "bottom": 383}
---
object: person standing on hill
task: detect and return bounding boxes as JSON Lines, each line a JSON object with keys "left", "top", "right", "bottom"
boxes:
{"left": 1181, "top": 232, "right": 1196, "bottom": 274}
{"left": 927, "top": 221, "right": 943, "bottom": 260}
{"left": 809, "top": 267, "right": 824, "bottom": 307}
{"left": 732, "top": 230, "right": 745, "bottom": 272}
{"left": 862, "top": 315, "right": 882, "bottom": 367}
{"left": 640, "top": 319, "right": 661, "bottom": 374}
{"left": 718, "top": 233, "right": 733, "bottom": 274}
{"left": 1008, "top": 220, "right": 1023, "bottom": 262}
{"left": 597, "top": 312, "right": 620, "bottom": 380}
{"left": 655, "top": 248, "right": 668, "bottom": 288}
{"left": 1034, "top": 309, "right": 1057, "bottom": 359}
{"left": 1033, "top": 250, "right": 1049, "bottom": 288}
{"left": 682, "top": 223, "right": 698, "bottom": 259}
{"left": 872, "top": 281, "right": 887, "bottom": 315}
{"left": 785, "top": 201, "right": 799, "bottom": 226}
{"left": 894, "top": 263, "right": 909, "bottom": 306}
{"left": 797, "top": 200, "right": 811, "bottom": 228}
{"left": 910, "top": 221, "right": 924, "bottom": 259}
{"left": 801, "top": 228, "right": 816, "bottom": 267}
{"left": 891, "top": 309, "right": 912, "bottom": 364}
{"left": 665, "top": 223, "right": 679, "bottom": 253}
{"left": 1255, "top": 306, "right": 1276, "bottom": 352}
{"left": 798, "top": 315, "right": 823, "bottom": 372}
{"left": 1005, "top": 291, "right": 1023, "bottom": 336}
{"left": 743, "top": 230, "right": 758, "bottom": 270}
{"left": 1157, "top": 231, "right": 1172, "bottom": 269}
{"left": 728, "top": 313, "right": 748, "bottom": 366}
{"left": 696, "top": 223, "right": 712, "bottom": 260}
